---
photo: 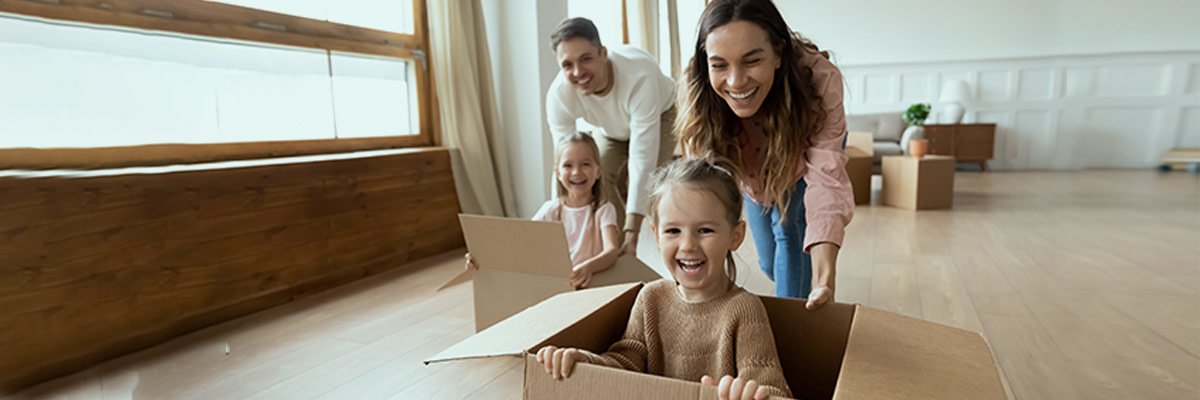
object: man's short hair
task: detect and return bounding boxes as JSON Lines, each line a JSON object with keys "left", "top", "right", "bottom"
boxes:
{"left": 549, "top": 17, "right": 602, "bottom": 51}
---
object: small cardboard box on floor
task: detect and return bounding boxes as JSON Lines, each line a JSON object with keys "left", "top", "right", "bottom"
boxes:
{"left": 881, "top": 155, "right": 955, "bottom": 210}
{"left": 427, "top": 283, "right": 1007, "bottom": 400}
{"left": 440, "top": 214, "right": 663, "bottom": 331}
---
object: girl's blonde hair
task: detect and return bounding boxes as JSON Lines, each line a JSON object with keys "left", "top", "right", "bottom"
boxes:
{"left": 676, "top": 0, "right": 829, "bottom": 222}
{"left": 554, "top": 132, "right": 611, "bottom": 214}
{"left": 646, "top": 157, "right": 744, "bottom": 285}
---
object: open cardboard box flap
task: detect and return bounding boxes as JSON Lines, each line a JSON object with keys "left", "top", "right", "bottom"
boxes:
{"left": 426, "top": 283, "right": 642, "bottom": 364}
{"left": 833, "top": 307, "right": 1005, "bottom": 399}
{"left": 429, "top": 282, "right": 1007, "bottom": 400}
{"left": 438, "top": 254, "right": 658, "bottom": 293}
{"left": 455, "top": 214, "right": 572, "bottom": 278}
{"left": 441, "top": 214, "right": 662, "bottom": 331}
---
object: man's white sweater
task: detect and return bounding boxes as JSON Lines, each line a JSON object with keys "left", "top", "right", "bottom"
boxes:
{"left": 545, "top": 45, "right": 676, "bottom": 216}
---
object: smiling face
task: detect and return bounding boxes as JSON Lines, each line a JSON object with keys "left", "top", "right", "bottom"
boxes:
{"left": 556, "top": 141, "right": 600, "bottom": 201}
{"left": 652, "top": 185, "right": 746, "bottom": 301}
{"left": 555, "top": 37, "right": 610, "bottom": 95}
{"left": 705, "top": 20, "right": 781, "bottom": 118}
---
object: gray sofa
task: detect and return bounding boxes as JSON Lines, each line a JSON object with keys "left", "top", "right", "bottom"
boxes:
{"left": 846, "top": 112, "right": 920, "bottom": 165}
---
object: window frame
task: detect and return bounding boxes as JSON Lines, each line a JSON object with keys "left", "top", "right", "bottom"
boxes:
{"left": 0, "top": 0, "right": 438, "bottom": 169}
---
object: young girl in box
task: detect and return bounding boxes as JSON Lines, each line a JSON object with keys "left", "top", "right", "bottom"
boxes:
{"left": 465, "top": 132, "right": 621, "bottom": 289}
{"left": 535, "top": 158, "right": 791, "bottom": 400}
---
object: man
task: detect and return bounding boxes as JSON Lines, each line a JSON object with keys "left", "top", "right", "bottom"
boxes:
{"left": 545, "top": 17, "right": 676, "bottom": 255}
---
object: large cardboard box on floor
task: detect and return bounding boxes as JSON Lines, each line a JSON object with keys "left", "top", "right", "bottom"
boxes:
{"left": 427, "top": 283, "right": 1007, "bottom": 400}
{"left": 440, "top": 214, "right": 663, "bottom": 332}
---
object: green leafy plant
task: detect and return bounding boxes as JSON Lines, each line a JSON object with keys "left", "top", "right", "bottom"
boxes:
{"left": 903, "top": 103, "right": 931, "bottom": 126}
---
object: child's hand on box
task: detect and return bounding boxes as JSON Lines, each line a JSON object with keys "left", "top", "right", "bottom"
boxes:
{"left": 464, "top": 253, "right": 479, "bottom": 271}
{"left": 535, "top": 345, "right": 587, "bottom": 380}
{"left": 568, "top": 265, "right": 593, "bottom": 289}
{"left": 701, "top": 375, "right": 771, "bottom": 400}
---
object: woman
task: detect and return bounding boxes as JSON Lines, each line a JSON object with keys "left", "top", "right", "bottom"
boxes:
{"left": 677, "top": 0, "right": 854, "bottom": 310}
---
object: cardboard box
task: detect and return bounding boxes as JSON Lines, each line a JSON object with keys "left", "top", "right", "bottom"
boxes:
{"left": 881, "top": 155, "right": 955, "bottom": 210}
{"left": 845, "top": 147, "right": 873, "bottom": 205}
{"left": 440, "top": 214, "right": 663, "bottom": 332}
{"left": 846, "top": 131, "right": 875, "bottom": 157}
{"left": 426, "top": 283, "right": 1007, "bottom": 400}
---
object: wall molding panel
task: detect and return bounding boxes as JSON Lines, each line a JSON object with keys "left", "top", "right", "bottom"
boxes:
{"left": 841, "top": 51, "right": 1200, "bottom": 170}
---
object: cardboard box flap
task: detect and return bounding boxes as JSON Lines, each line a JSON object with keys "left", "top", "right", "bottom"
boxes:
{"left": 425, "top": 283, "right": 642, "bottom": 365}
{"left": 760, "top": 297, "right": 855, "bottom": 400}
{"left": 471, "top": 269, "right": 571, "bottom": 332}
{"left": 457, "top": 214, "right": 572, "bottom": 277}
{"left": 846, "top": 131, "right": 874, "bottom": 156}
{"left": 834, "top": 306, "right": 1006, "bottom": 400}
{"left": 586, "top": 255, "right": 663, "bottom": 288}
{"left": 845, "top": 146, "right": 871, "bottom": 159}
{"left": 436, "top": 269, "right": 473, "bottom": 291}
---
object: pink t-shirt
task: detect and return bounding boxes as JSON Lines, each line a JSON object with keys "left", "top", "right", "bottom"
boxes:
{"left": 533, "top": 200, "right": 619, "bottom": 267}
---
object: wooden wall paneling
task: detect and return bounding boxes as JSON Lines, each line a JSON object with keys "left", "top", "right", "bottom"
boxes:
{"left": 0, "top": 148, "right": 463, "bottom": 391}
{"left": 0, "top": 136, "right": 429, "bottom": 170}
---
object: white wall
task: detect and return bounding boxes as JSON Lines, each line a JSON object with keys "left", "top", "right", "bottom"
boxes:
{"left": 842, "top": 52, "right": 1200, "bottom": 170}
{"left": 482, "top": 0, "right": 565, "bottom": 218}
{"left": 778, "top": 0, "right": 1200, "bottom": 169}
{"left": 778, "top": 0, "right": 1200, "bottom": 66}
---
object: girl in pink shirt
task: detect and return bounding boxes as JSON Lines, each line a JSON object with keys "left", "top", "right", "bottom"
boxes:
{"left": 676, "top": 0, "right": 854, "bottom": 307}
{"left": 466, "top": 132, "right": 620, "bottom": 289}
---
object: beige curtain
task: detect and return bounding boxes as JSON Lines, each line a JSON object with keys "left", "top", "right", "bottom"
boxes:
{"left": 627, "top": 0, "right": 682, "bottom": 79}
{"left": 665, "top": 0, "right": 682, "bottom": 79}
{"left": 428, "top": 0, "right": 517, "bottom": 217}
{"left": 627, "top": 0, "right": 659, "bottom": 58}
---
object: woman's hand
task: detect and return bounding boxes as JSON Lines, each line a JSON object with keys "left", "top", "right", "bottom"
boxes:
{"left": 535, "top": 346, "right": 587, "bottom": 380}
{"left": 620, "top": 213, "right": 645, "bottom": 257}
{"left": 806, "top": 286, "right": 834, "bottom": 310}
{"left": 701, "top": 375, "right": 771, "bottom": 400}
{"left": 464, "top": 253, "right": 478, "bottom": 271}
{"left": 806, "top": 242, "right": 839, "bottom": 310}
{"left": 619, "top": 230, "right": 639, "bottom": 257}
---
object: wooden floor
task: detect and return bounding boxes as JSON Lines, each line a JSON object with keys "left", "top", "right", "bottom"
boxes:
{"left": 12, "top": 171, "right": 1200, "bottom": 400}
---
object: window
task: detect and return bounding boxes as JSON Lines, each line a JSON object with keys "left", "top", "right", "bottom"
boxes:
{"left": 0, "top": 0, "right": 433, "bottom": 167}
{"left": 564, "top": 0, "right": 706, "bottom": 79}
{"left": 567, "top": 0, "right": 624, "bottom": 48}
{"left": 658, "top": 0, "right": 706, "bottom": 78}
{"left": 215, "top": 0, "right": 417, "bottom": 34}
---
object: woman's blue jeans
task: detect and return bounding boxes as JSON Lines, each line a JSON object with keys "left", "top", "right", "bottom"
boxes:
{"left": 743, "top": 180, "right": 811, "bottom": 298}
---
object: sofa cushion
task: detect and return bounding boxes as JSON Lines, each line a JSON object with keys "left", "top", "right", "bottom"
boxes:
{"left": 847, "top": 112, "right": 906, "bottom": 142}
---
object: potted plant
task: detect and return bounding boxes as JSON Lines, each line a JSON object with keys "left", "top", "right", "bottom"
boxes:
{"left": 904, "top": 103, "right": 931, "bottom": 126}
{"left": 901, "top": 103, "right": 931, "bottom": 157}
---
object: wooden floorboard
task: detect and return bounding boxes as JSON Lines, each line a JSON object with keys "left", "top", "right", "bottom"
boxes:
{"left": 11, "top": 170, "right": 1199, "bottom": 400}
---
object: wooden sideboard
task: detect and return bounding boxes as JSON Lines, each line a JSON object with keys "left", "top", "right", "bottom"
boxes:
{"left": 923, "top": 123, "right": 997, "bottom": 171}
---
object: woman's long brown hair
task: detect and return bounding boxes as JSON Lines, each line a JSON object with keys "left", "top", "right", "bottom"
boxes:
{"left": 676, "top": 0, "right": 828, "bottom": 220}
